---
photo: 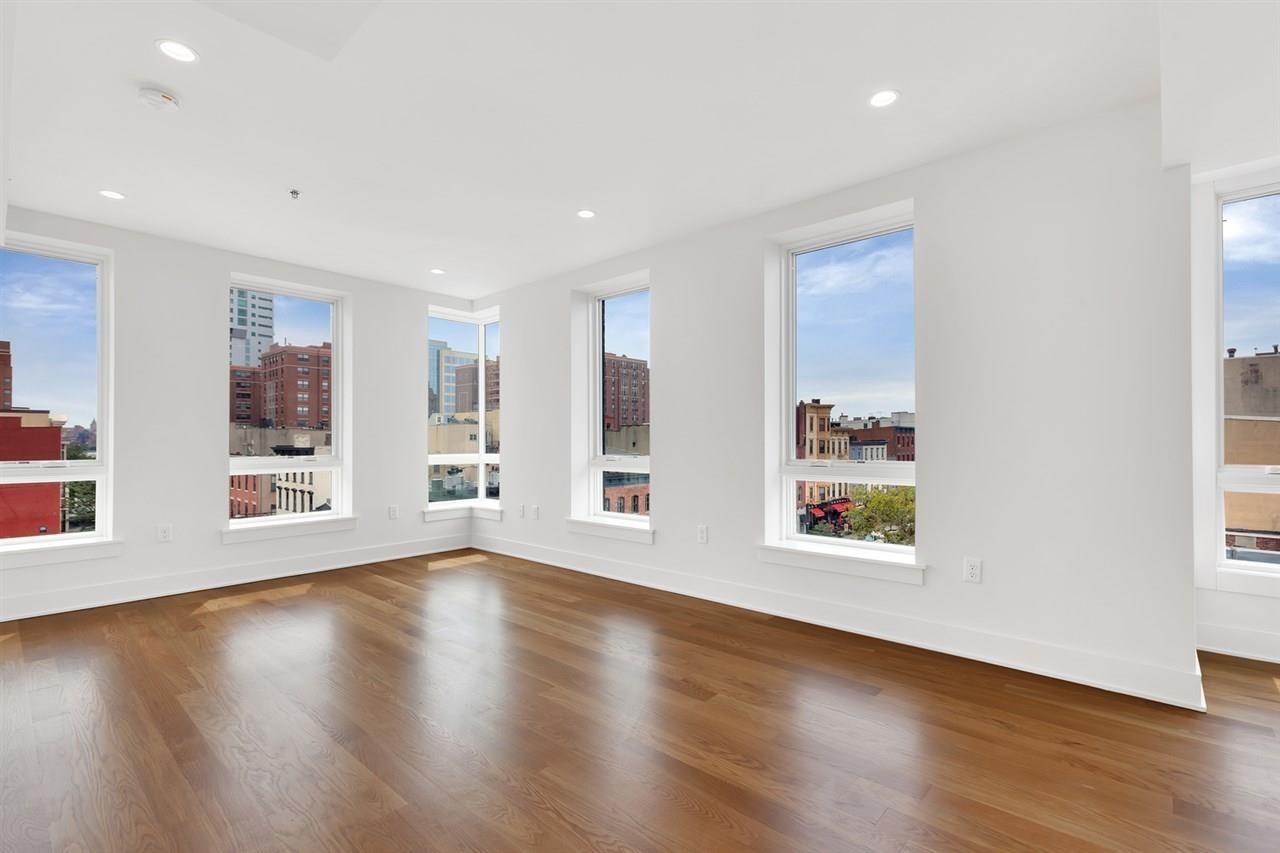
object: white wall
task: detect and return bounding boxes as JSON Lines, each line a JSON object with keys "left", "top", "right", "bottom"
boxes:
{"left": 0, "top": 208, "right": 471, "bottom": 619}
{"left": 474, "top": 100, "right": 1207, "bottom": 709}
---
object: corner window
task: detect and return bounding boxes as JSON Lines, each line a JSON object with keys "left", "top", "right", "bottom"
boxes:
{"left": 228, "top": 277, "right": 346, "bottom": 524}
{"left": 428, "top": 309, "right": 499, "bottom": 506}
{"left": 1219, "top": 190, "right": 1280, "bottom": 570}
{"left": 595, "top": 289, "right": 650, "bottom": 520}
{"left": 785, "top": 225, "right": 915, "bottom": 552}
{"left": 0, "top": 240, "right": 110, "bottom": 547}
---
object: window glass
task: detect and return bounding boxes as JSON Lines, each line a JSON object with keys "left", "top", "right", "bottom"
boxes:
{"left": 601, "top": 291, "right": 650, "bottom": 457}
{"left": 0, "top": 248, "right": 98, "bottom": 459}
{"left": 228, "top": 472, "right": 333, "bottom": 519}
{"left": 603, "top": 471, "right": 650, "bottom": 517}
{"left": 795, "top": 482, "right": 915, "bottom": 545}
{"left": 428, "top": 318, "right": 480, "bottom": 454}
{"left": 228, "top": 289, "right": 334, "bottom": 458}
{"left": 430, "top": 463, "right": 479, "bottom": 501}
{"left": 1222, "top": 193, "right": 1280, "bottom": 466}
{"left": 485, "top": 322, "right": 500, "bottom": 454}
{"left": 1224, "top": 490, "right": 1280, "bottom": 566}
{"left": 0, "top": 481, "right": 96, "bottom": 539}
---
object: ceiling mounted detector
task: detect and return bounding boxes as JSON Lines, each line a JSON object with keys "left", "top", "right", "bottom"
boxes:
{"left": 138, "top": 87, "right": 180, "bottom": 111}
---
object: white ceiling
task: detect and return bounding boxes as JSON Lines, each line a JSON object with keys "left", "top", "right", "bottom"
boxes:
{"left": 8, "top": 1, "right": 1160, "bottom": 298}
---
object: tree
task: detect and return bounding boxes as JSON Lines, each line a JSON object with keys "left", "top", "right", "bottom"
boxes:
{"left": 62, "top": 444, "right": 96, "bottom": 531}
{"left": 845, "top": 485, "right": 915, "bottom": 546}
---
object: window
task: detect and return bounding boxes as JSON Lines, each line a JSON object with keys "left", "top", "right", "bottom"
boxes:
{"left": 594, "top": 289, "right": 651, "bottom": 520}
{"left": 1218, "top": 190, "right": 1280, "bottom": 569}
{"left": 227, "top": 277, "right": 346, "bottom": 524}
{"left": 782, "top": 223, "right": 915, "bottom": 552}
{"left": 0, "top": 239, "right": 110, "bottom": 546}
{"left": 428, "top": 308, "right": 499, "bottom": 507}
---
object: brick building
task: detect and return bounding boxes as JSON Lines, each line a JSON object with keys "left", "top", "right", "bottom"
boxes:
{"left": 602, "top": 353, "right": 649, "bottom": 431}
{"left": 0, "top": 409, "right": 64, "bottom": 538}
{"left": 602, "top": 471, "right": 650, "bottom": 516}
{"left": 454, "top": 357, "right": 500, "bottom": 414}
{"left": 260, "top": 342, "right": 333, "bottom": 430}
{"left": 229, "top": 365, "right": 265, "bottom": 426}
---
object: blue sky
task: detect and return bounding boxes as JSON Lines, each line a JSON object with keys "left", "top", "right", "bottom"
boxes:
{"left": 1223, "top": 193, "right": 1280, "bottom": 355}
{"left": 603, "top": 289, "right": 649, "bottom": 361}
{"left": 795, "top": 228, "right": 915, "bottom": 416}
{"left": 0, "top": 248, "right": 98, "bottom": 427}
{"left": 270, "top": 293, "right": 332, "bottom": 349}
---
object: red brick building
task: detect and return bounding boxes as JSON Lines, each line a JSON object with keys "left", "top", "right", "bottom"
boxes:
{"left": 229, "top": 474, "right": 274, "bottom": 519}
{"left": 229, "top": 365, "right": 265, "bottom": 426}
{"left": 603, "top": 352, "right": 649, "bottom": 430}
{"left": 454, "top": 358, "right": 499, "bottom": 414}
{"left": 848, "top": 424, "right": 915, "bottom": 461}
{"left": 260, "top": 342, "right": 332, "bottom": 429}
{"left": 602, "top": 472, "right": 650, "bottom": 517}
{"left": 0, "top": 412, "right": 64, "bottom": 538}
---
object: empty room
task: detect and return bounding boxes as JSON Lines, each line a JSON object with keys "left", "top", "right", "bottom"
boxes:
{"left": 2, "top": 1, "right": 1279, "bottom": 850}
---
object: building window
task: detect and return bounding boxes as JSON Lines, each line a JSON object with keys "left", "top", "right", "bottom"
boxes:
{"left": 1218, "top": 190, "right": 1280, "bottom": 570}
{"left": 783, "top": 223, "right": 916, "bottom": 551}
{"left": 428, "top": 308, "right": 499, "bottom": 505}
{"left": 594, "top": 289, "right": 651, "bottom": 519}
{"left": 0, "top": 239, "right": 111, "bottom": 547}
{"left": 227, "top": 276, "right": 346, "bottom": 523}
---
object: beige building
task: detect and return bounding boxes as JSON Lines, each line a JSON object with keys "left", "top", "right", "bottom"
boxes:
{"left": 1223, "top": 350, "right": 1280, "bottom": 548}
{"left": 795, "top": 399, "right": 851, "bottom": 505}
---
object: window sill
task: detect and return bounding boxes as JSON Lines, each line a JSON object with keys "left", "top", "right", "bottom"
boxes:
{"left": 422, "top": 501, "right": 501, "bottom": 522}
{"left": 1216, "top": 564, "right": 1280, "bottom": 599}
{"left": 221, "top": 514, "right": 358, "bottom": 544}
{"left": 758, "top": 541, "right": 925, "bottom": 585}
{"left": 0, "top": 537, "right": 125, "bottom": 570}
{"left": 566, "top": 516, "right": 655, "bottom": 545}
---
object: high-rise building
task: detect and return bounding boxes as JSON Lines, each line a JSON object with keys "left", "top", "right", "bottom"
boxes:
{"left": 229, "top": 289, "right": 275, "bottom": 367}
{"left": 229, "top": 365, "right": 265, "bottom": 426}
{"left": 454, "top": 357, "right": 499, "bottom": 414}
{"left": 602, "top": 352, "right": 649, "bottom": 430}
{"left": 436, "top": 346, "right": 478, "bottom": 416}
{"left": 1, "top": 339, "right": 12, "bottom": 410}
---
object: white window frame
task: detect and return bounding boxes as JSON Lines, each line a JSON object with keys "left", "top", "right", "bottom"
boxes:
{"left": 0, "top": 232, "right": 114, "bottom": 555}
{"left": 759, "top": 200, "right": 923, "bottom": 583}
{"left": 589, "top": 285, "right": 651, "bottom": 527}
{"left": 780, "top": 219, "right": 916, "bottom": 556}
{"left": 426, "top": 304, "right": 500, "bottom": 514}
{"left": 225, "top": 273, "right": 352, "bottom": 534}
{"left": 1204, "top": 176, "right": 1280, "bottom": 594}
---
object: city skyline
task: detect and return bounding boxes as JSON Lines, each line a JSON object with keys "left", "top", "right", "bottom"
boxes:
{"left": 795, "top": 227, "right": 914, "bottom": 417}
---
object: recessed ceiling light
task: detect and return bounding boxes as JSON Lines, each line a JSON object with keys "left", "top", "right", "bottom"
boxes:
{"left": 430, "top": 268, "right": 446, "bottom": 275}
{"left": 869, "top": 90, "right": 899, "bottom": 108}
{"left": 577, "top": 209, "right": 596, "bottom": 219}
{"left": 156, "top": 39, "right": 199, "bottom": 63}
{"left": 99, "top": 190, "right": 125, "bottom": 200}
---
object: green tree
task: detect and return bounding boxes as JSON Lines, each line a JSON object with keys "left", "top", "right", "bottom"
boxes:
{"left": 846, "top": 485, "right": 915, "bottom": 546}
{"left": 62, "top": 444, "right": 96, "bottom": 531}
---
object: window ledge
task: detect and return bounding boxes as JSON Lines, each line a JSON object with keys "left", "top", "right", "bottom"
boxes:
{"left": 566, "top": 516, "right": 655, "bottom": 544}
{"left": 758, "top": 541, "right": 925, "bottom": 585}
{"left": 222, "top": 514, "right": 358, "bottom": 544}
{"left": 1216, "top": 564, "right": 1280, "bottom": 599}
{"left": 0, "top": 537, "right": 125, "bottom": 570}
{"left": 422, "top": 501, "right": 502, "bottom": 522}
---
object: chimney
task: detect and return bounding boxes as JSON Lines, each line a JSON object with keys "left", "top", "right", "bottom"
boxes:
{"left": 811, "top": 398, "right": 820, "bottom": 404}
{"left": 1228, "top": 348, "right": 1237, "bottom": 358}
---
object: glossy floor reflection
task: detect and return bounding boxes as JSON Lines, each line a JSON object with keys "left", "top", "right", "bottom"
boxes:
{"left": 2, "top": 549, "right": 1278, "bottom": 851}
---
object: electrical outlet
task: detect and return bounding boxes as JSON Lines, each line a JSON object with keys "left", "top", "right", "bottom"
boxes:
{"left": 531, "top": 505, "right": 540, "bottom": 520}
{"left": 519, "top": 503, "right": 526, "bottom": 518}
{"left": 963, "top": 557, "right": 982, "bottom": 583}
{"left": 157, "top": 524, "right": 173, "bottom": 543}
{"left": 387, "top": 505, "right": 399, "bottom": 520}
{"left": 696, "top": 524, "right": 708, "bottom": 544}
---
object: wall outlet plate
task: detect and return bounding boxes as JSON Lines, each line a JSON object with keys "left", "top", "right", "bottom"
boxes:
{"left": 963, "top": 557, "right": 982, "bottom": 583}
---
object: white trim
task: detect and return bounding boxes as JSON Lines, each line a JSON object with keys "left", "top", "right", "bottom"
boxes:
{"left": 1215, "top": 565, "right": 1280, "bottom": 598}
{"left": 473, "top": 535, "right": 1206, "bottom": 711}
{"left": 220, "top": 513, "right": 358, "bottom": 544}
{"left": 422, "top": 506, "right": 472, "bottom": 521}
{"left": 565, "top": 516, "right": 655, "bottom": 544}
{"left": 0, "top": 537, "right": 124, "bottom": 569}
{"left": 1198, "top": 622, "right": 1280, "bottom": 664}
{"left": 472, "top": 505, "right": 502, "bottom": 522}
{"left": 0, "top": 533, "right": 470, "bottom": 622}
{"left": 426, "top": 307, "right": 500, "bottom": 509}
{"left": 758, "top": 542, "right": 925, "bottom": 585}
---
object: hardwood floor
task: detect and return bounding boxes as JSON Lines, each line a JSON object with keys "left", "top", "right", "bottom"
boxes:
{"left": 2, "top": 550, "right": 1278, "bottom": 852}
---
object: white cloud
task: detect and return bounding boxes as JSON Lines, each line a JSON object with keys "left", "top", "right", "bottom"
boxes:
{"left": 1223, "top": 194, "right": 1280, "bottom": 264}
{"left": 796, "top": 244, "right": 913, "bottom": 296}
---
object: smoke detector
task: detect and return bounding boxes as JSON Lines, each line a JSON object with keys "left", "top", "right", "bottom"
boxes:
{"left": 138, "top": 87, "right": 180, "bottom": 111}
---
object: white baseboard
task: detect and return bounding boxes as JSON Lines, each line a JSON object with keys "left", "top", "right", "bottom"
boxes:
{"left": 1198, "top": 622, "right": 1280, "bottom": 664}
{"left": 475, "top": 534, "right": 1207, "bottom": 711}
{"left": 0, "top": 534, "right": 471, "bottom": 622}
